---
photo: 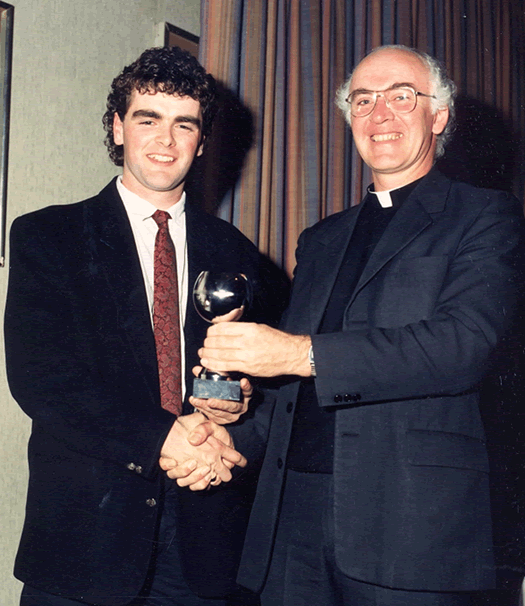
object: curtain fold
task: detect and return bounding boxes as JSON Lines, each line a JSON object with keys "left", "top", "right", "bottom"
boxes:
{"left": 199, "top": 0, "right": 525, "bottom": 276}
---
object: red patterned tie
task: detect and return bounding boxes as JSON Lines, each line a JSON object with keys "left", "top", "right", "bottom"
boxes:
{"left": 152, "top": 210, "right": 182, "bottom": 416}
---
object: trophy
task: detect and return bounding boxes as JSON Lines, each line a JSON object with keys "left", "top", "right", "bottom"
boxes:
{"left": 192, "top": 271, "right": 252, "bottom": 401}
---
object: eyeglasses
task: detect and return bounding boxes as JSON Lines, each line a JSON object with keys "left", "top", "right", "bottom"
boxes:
{"left": 346, "top": 86, "right": 436, "bottom": 117}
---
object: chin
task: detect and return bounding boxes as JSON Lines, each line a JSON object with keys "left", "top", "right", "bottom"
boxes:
{"left": 368, "top": 162, "right": 406, "bottom": 174}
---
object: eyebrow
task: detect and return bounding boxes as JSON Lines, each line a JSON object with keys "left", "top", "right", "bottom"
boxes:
{"left": 130, "top": 110, "right": 202, "bottom": 129}
{"left": 131, "top": 109, "right": 162, "bottom": 120}
{"left": 350, "top": 82, "right": 416, "bottom": 95}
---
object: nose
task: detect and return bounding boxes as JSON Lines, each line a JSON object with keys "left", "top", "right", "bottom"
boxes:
{"left": 156, "top": 125, "right": 175, "bottom": 147}
{"left": 370, "top": 95, "right": 394, "bottom": 123}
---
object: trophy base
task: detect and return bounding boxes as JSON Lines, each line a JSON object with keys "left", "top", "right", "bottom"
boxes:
{"left": 193, "top": 377, "right": 242, "bottom": 401}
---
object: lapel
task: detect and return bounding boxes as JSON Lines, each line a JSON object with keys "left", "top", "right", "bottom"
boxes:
{"left": 304, "top": 204, "right": 364, "bottom": 333}
{"left": 183, "top": 199, "right": 223, "bottom": 347}
{"left": 304, "top": 170, "right": 451, "bottom": 331}
{"left": 182, "top": 198, "right": 225, "bottom": 401}
{"left": 84, "top": 179, "right": 159, "bottom": 401}
{"left": 348, "top": 169, "right": 451, "bottom": 307}
{"left": 184, "top": 199, "right": 222, "bottom": 328}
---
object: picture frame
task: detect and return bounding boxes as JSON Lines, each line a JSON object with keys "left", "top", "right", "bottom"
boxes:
{"left": 0, "top": 1, "right": 13, "bottom": 267}
{"left": 164, "top": 23, "right": 199, "bottom": 58}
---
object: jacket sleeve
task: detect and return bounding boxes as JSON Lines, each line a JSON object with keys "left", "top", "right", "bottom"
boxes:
{"left": 4, "top": 213, "right": 174, "bottom": 478}
{"left": 310, "top": 192, "right": 525, "bottom": 407}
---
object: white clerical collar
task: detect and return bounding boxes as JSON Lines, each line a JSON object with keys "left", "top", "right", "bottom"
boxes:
{"left": 367, "top": 185, "right": 398, "bottom": 208}
{"left": 116, "top": 176, "right": 186, "bottom": 223}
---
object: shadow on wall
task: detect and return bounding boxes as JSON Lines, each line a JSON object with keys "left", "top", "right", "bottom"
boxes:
{"left": 444, "top": 97, "right": 525, "bottom": 603}
{"left": 186, "top": 81, "right": 255, "bottom": 215}
{"left": 186, "top": 82, "right": 291, "bottom": 324}
{"left": 190, "top": 91, "right": 523, "bottom": 210}
{"left": 436, "top": 94, "right": 519, "bottom": 193}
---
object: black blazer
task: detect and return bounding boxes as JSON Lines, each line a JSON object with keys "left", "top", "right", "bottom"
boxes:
{"left": 4, "top": 179, "right": 286, "bottom": 605}
{"left": 238, "top": 171, "right": 525, "bottom": 593}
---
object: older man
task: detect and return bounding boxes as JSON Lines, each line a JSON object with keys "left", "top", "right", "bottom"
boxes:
{"left": 191, "top": 46, "right": 525, "bottom": 605}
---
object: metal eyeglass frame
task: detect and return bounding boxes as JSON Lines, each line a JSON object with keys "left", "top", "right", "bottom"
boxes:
{"left": 346, "top": 85, "right": 436, "bottom": 117}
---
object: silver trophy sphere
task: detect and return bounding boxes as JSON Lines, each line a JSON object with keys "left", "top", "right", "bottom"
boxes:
{"left": 192, "top": 271, "right": 251, "bottom": 401}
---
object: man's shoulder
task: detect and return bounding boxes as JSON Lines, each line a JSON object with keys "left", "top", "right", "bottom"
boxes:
{"left": 11, "top": 180, "right": 120, "bottom": 246}
{"left": 447, "top": 179, "right": 518, "bottom": 206}
{"left": 438, "top": 179, "right": 524, "bottom": 241}
{"left": 300, "top": 206, "right": 357, "bottom": 241}
{"left": 420, "top": 169, "right": 519, "bottom": 212}
{"left": 11, "top": 180, "right": 119, "bottom": 237}
{"left": 186, "top": 198, "right": 257, "bottom": 248}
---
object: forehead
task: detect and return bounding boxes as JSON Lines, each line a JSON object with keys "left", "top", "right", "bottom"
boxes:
{"left": 351, "top": 49, "right": 431, "bottom": 92}
{"left": 125, "top": 89, "right": 202, "bottom": 117}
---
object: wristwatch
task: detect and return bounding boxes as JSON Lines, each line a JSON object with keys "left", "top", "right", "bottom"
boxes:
{"left": 308, "top": 345, "right": 316, "bottom": 377}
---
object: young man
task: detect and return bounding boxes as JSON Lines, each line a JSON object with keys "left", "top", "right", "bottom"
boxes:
{"left": 193, "top": 46, "right": 525, "bottom": 605}
{"left": 5, "top": 47, "right": 285, "bottom": 606}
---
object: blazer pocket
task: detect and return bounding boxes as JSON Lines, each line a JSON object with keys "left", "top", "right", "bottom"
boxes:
{"left": 407, "top": 428, "right": 489, "bottom": 473}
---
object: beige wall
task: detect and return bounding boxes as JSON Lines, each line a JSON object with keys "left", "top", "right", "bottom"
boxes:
{"left": 0, "top": 0, "right": 200, "bottom": 602}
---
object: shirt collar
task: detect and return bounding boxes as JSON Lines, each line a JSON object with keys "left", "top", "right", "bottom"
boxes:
{"left": 367, "top": 176, "right": 423, "bottom": 209}
{"left": 116, "top": 176, "right": 186, "bottom": 223}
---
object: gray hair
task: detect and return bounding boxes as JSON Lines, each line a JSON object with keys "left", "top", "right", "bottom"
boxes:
{"left": 335, "top": 45, "right": 457, "bottom": 158}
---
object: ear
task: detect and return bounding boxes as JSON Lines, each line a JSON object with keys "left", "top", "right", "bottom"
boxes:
{"left": 432, "top": 106, "right": 449, "bottom": 136}
{"left": 196, "top": 136, "right": 205, "bottom": 157}
{"left": 113, "top": 113, "right": 124, "bottom": 146}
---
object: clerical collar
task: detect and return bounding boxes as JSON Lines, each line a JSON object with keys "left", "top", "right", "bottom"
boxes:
{"left": 367, "top": 177, "right": 423, "bottom": 209}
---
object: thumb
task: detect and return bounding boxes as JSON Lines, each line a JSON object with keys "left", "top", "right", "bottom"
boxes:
{"left": 187, "top": 420, "right": 215, "bottom": 446}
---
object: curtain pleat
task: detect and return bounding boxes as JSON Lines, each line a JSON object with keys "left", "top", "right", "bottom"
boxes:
{"left": 199, "top": 0, "right": 525, "bottom": 276}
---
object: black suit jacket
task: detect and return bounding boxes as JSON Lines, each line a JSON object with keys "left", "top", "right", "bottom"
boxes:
{"left": 239, "top": 171, "right": 525, "bottom": 593}
{"left": 4, "top": 179, "right": 286, "bottom": 605}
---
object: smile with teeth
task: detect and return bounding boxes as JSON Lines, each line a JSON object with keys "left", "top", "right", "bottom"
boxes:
{"left": 147, "top": 153, "right": 175, "bottom": 163}
{"left": 371, "top": 133, "right": 403, "bottom": 142}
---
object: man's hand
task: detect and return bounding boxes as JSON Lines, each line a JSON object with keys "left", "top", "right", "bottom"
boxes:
{"left": 159, "top": 412, "right": 247, "bottom": 490}
{"left": 189, "top": 366, "right": 253, "bottom": 424}
{"left": 199, "top": 323, "right": 312, "bottom": 378}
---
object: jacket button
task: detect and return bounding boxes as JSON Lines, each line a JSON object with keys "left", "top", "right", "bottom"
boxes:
{"left": 277, "top": 458, "right": 283, "bottom": 469}
{"left": 146, "top": 498, "right": 157, "bottom": 507}
{"left": 286, "top": 402, "right": 293, "bottom": 413}
{"left": 135, "top": 466, "right": 143, "bottom": 474}
{"left": 344, "top": 393, "right": 361, "bottom": 402}
{"left": 127, "top": 462, "right": 136, "bottom": 471}
{"left": 333, "top": 394, "right": 343, "bottom": 403}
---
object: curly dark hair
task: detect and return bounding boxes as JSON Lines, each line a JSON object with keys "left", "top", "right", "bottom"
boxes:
{"left": 102, "top": 46, "right": 217, "bottom": 166}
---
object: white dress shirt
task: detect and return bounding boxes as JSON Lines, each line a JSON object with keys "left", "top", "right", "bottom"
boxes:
{"left": 117, "top": 177, "right": 189, "bottom": 396}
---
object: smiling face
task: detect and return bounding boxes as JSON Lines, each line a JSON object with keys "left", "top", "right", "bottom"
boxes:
{"left": 348, "top": 48, "right": 449, "bottom": 190}
{"left": 113, "top": 89, "right": 204, "bottom": 208}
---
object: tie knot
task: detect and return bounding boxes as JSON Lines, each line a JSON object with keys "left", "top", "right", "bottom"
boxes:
{"left": 152, "top": 209, "right": 171, "bottom": 229}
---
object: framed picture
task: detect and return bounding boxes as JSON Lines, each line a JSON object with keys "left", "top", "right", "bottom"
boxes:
{"left": 164, "top": 23, "right": 199, "bottom": 58}
{"left": 0, "top": 1, "right": 13, "bottom": 267}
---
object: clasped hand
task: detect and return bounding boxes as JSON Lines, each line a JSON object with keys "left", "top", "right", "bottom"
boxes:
{"left": 159, "top": 412, "right": 247, "bottom": 491}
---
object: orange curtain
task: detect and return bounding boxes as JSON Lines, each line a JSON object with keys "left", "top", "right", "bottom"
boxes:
{"left": 199, "top": 0, "right": 525, "bottom": 276}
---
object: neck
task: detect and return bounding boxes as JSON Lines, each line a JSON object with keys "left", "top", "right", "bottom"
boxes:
{"left": 146, "top": 192, "right": 184, "bottom": 210}
{"left": 120, "top": 177, "right": 184, "bottom": 209}
{"left": 372, "top": 165, "right": 432, "bottom": 192}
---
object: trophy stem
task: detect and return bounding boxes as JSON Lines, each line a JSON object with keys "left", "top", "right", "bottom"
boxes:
{"left": 200, "top": 368, "right": 227, "bottom": 382}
